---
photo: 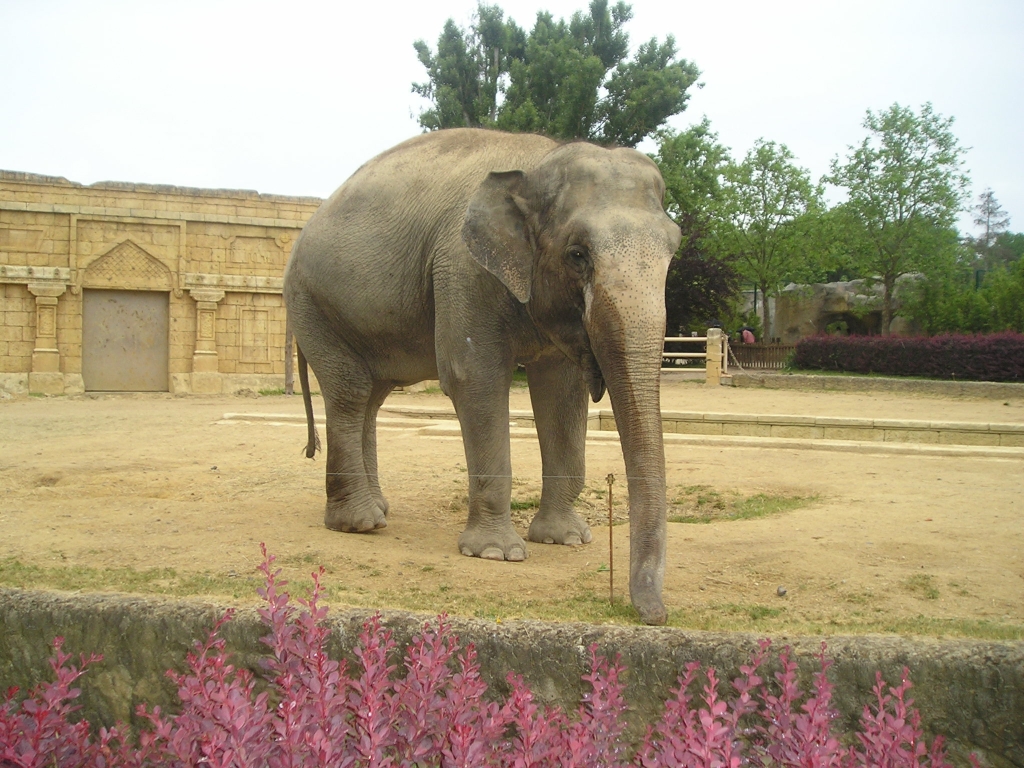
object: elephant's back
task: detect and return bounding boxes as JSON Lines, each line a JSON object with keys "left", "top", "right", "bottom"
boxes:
{"left": 352, "top": 128, "right": 558, "bottom": 186}
{"left": 318, "top": 129, "right": 557, "bottom": 233}
{"left": 287, "top": 129, "right": 556, "bottom": 302}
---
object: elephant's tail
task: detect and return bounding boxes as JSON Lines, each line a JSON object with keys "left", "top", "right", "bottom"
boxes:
{"left": 297, "top": 343, "right": 321, "bottom": 458}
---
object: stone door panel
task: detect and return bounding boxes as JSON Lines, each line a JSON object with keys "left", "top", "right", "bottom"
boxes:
{"left": 82, "top": 289, "right": 169, "bottom": 391}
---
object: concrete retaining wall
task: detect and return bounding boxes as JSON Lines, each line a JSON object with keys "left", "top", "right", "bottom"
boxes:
{"left": 658, "top": 410, "right": 1024, "bottom": 447}
{"left": 732, "top": 372, "right": 1024, "bottom": 400}
{"left": 230, "top": 407, "right": 1024, "bottom": 451}
{"left": 1, "top": 589, "right": 1021, "bottom": 766}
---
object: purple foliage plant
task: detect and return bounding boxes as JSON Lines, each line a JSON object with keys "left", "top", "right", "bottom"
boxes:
{"left": 0, "top": 545, "right": 977, "bottom": 767}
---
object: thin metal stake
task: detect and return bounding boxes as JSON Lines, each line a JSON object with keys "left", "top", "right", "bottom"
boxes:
{"left": 606, "top": 473, "right": 615, "bottom": 604}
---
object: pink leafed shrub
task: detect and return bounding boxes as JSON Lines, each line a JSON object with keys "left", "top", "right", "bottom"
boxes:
{"left": 1, "top": 546, "right": 977, "bottom": 767}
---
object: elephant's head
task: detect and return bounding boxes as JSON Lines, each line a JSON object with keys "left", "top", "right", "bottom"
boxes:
{"left": 462, "top": 142, "right": 682, "bottom": 625}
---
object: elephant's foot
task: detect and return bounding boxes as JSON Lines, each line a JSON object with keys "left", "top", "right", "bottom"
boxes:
{"left": 458, "top": 525, "right": 528, "bottom": 562}
{"left": 324, "top": 496, "right": 387, "bottom": 533}
{"left": 527, "top": 510, "right": 593, "bottom": 546}
{"left": 371, "top": 490, "right": 390, "bottom": 517}
{"left": 631, "top": 570, "right": 667, "bottom": 626}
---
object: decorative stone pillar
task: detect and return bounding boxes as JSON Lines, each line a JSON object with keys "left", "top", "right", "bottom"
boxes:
{"left": 705, "top": 327, "right": 723, "bottom": 386}
{"left": 27, "top": 283, "right": 67, "bottom": 395}
{"left": 190, "top": 289, "right": 225, "bottom": 394}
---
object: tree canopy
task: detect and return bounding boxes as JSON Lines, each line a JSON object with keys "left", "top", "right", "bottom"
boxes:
{"left": 969, "top": 188, "right": 1012, "bottom": 269}
{"left": 719, "top": 140, "right": 822, "bottom": 338}
{"left": 412, "top": 1, "right": 700, "bottom": 146}
{"left": 651, "top": 120, "right": 740, "bottom": 333}
{"left": 825, "top": 103, "right": 970, "bottom": 335}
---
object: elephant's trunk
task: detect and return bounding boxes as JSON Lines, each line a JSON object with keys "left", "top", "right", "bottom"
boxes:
{"left": 586, "top": 277, "right": 668, "bottom": 626}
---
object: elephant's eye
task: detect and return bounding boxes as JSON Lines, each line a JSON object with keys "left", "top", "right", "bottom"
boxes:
{"left": 565, "top": 245, "right": 589, "bottom": 272}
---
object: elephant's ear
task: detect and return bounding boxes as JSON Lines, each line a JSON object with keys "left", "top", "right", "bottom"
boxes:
{"left": 462, "top": 170, "right": 534, "bottom": 303}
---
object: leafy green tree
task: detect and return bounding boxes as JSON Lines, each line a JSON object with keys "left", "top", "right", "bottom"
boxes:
{"left": 904, "top": 254, "right": 1024, "bottom": 334}
{"left": 655, "top": 120, "right": 729, "bottom": 253}
{"left": 825, "top": 103, "right": 970, "bottom": 335}
{"left": 412, "top": 7, "right": 526, "bottom": 131}
{"left": 413, "top": 1, "right": 700, "bottom": 146}
{"left": 968, "top": 188, "right": 1012, "bottom": 269}
{"left": 990, "top": 230, "right": 1024, "bottom": 267}
{"left": 973, "top": 188, "right": 1010, "bottom": 248}
{"left": 791, "top": 204, "right": 864, "bottom": 284}
{"left": 651, "top": 120, "right": 740, "bottom": 333}
{"left": 719, "top": 140, "right": 822, "bottom": 338}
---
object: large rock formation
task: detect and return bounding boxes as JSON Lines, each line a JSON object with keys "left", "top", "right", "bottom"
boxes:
{"left": 773, "top": 276, "right": 921, "bottom": 342}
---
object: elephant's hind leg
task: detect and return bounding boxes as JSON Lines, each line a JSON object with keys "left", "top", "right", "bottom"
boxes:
{"left": 525, "top": 355, "right": 593, "bottom": 546}
{"left": 319, "top": 357, "right": 388, "bottom": 533}
{"left": 362, "top": 380, "right": 394, "bottom": 517}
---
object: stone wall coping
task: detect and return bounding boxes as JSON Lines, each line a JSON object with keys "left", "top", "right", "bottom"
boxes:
{"left": 1, "top": 169, "right": 324, "bottom": 205}
{"left": 379, "top": 404, "right": 458, "bottom": 419}
{"left": 0, "top": 200, "right": 311, "bottom": 229}
{"left": 927, "top": 420, "right": 994, "bottom": 432}
{"left": 0, "top": 265, "right": 71, "bottom": 284}
{"left": 243, "top": 407, "right": 1024, "bottom": 438}
{"left": 701, "top": 411, "right": 747, "bottom": 423}
{"left": 732, "top": 372, "right": 1024, "bottom": 400}
{"left": 873, "top": 418, "right": 926, "bottom": 429}
{"left": 376, "top": 405, "right": 1024, "bottom": 436}
{"left": 659, "top": 410, "right": 705, "bottom": 422}
{"left": 757, "top": 413, "right": 817, "bottom": 425}
{"left": 658, "top": 432, "right": 1024, "bottom": 458}
{"left": 813, "top": 415, "right": 871, "bottom": 427}
{"left": 217, "top": 411, "right": 1024, "bottom": 458}
{"left": 184, "top": 273, "right": 285, "bottom": 294}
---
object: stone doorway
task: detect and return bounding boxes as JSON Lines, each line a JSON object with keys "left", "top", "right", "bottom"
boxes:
{"left": 82, "top": 289, "right": 169, "bottom": 391}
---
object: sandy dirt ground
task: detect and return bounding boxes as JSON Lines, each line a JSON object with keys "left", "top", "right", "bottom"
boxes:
{"left": 1, "top": 380, "right": 1022, "bottom": 637}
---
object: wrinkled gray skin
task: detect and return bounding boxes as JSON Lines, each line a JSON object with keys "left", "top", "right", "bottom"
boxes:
{"left": 284, "top": 129, "right": 681, "bottom": 625}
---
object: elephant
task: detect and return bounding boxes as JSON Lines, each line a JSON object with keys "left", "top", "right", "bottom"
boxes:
{"left": 283, "top": 128, "right": 681, "bottom": 625}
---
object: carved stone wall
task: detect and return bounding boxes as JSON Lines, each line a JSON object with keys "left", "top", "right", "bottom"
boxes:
{"left": 0, "top": 170, "right": 322, "bottom": 394}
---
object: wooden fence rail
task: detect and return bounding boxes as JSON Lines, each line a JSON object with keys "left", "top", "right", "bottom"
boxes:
{"left": 662, "top": 334, "right": 796, "bottom": 378}
{"left": 662, "top": 334, "right": 729, "bottom": 377}
{"left": 730, "top": 343, "right": 796, "bottom": 370}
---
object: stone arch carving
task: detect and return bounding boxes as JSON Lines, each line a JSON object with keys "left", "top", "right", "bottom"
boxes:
{"left": 82, "top": 239, "right": 172, "bottom": 291}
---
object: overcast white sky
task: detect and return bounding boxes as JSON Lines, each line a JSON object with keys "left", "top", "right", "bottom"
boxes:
{"left": 2, "top": 0, "right": 1021, "bottom": 235}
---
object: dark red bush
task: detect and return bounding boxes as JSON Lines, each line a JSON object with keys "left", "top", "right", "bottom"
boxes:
{"left": 792, "top": 332, "right": 1024, "bottom": 381}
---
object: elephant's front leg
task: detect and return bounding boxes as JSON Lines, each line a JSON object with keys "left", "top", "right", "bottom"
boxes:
{"left": 451, "top": 376, "right": 527, "bottom": 562}
{"left": 525, "top": 355, "right": 592, "bottom": 546}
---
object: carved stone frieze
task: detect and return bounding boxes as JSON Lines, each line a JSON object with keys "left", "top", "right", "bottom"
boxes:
{"left": 82, "top": 239, "right": 173, "bottom": 291}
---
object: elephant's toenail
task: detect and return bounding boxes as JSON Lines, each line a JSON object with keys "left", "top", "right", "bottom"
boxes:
{"left": 565, "top": 534, "right": 582, "bottom": 546}
{"left": 508, "top": 548, "right": 526, "bottom": 562}
{"left": 460, "top": 546, "right": 474, "bottom": 557}
{"left": 481, "top": 547, "right": 504, "bottom": 561}
{"left": 544, "top": 537, "right": 554, "bottom": 544}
